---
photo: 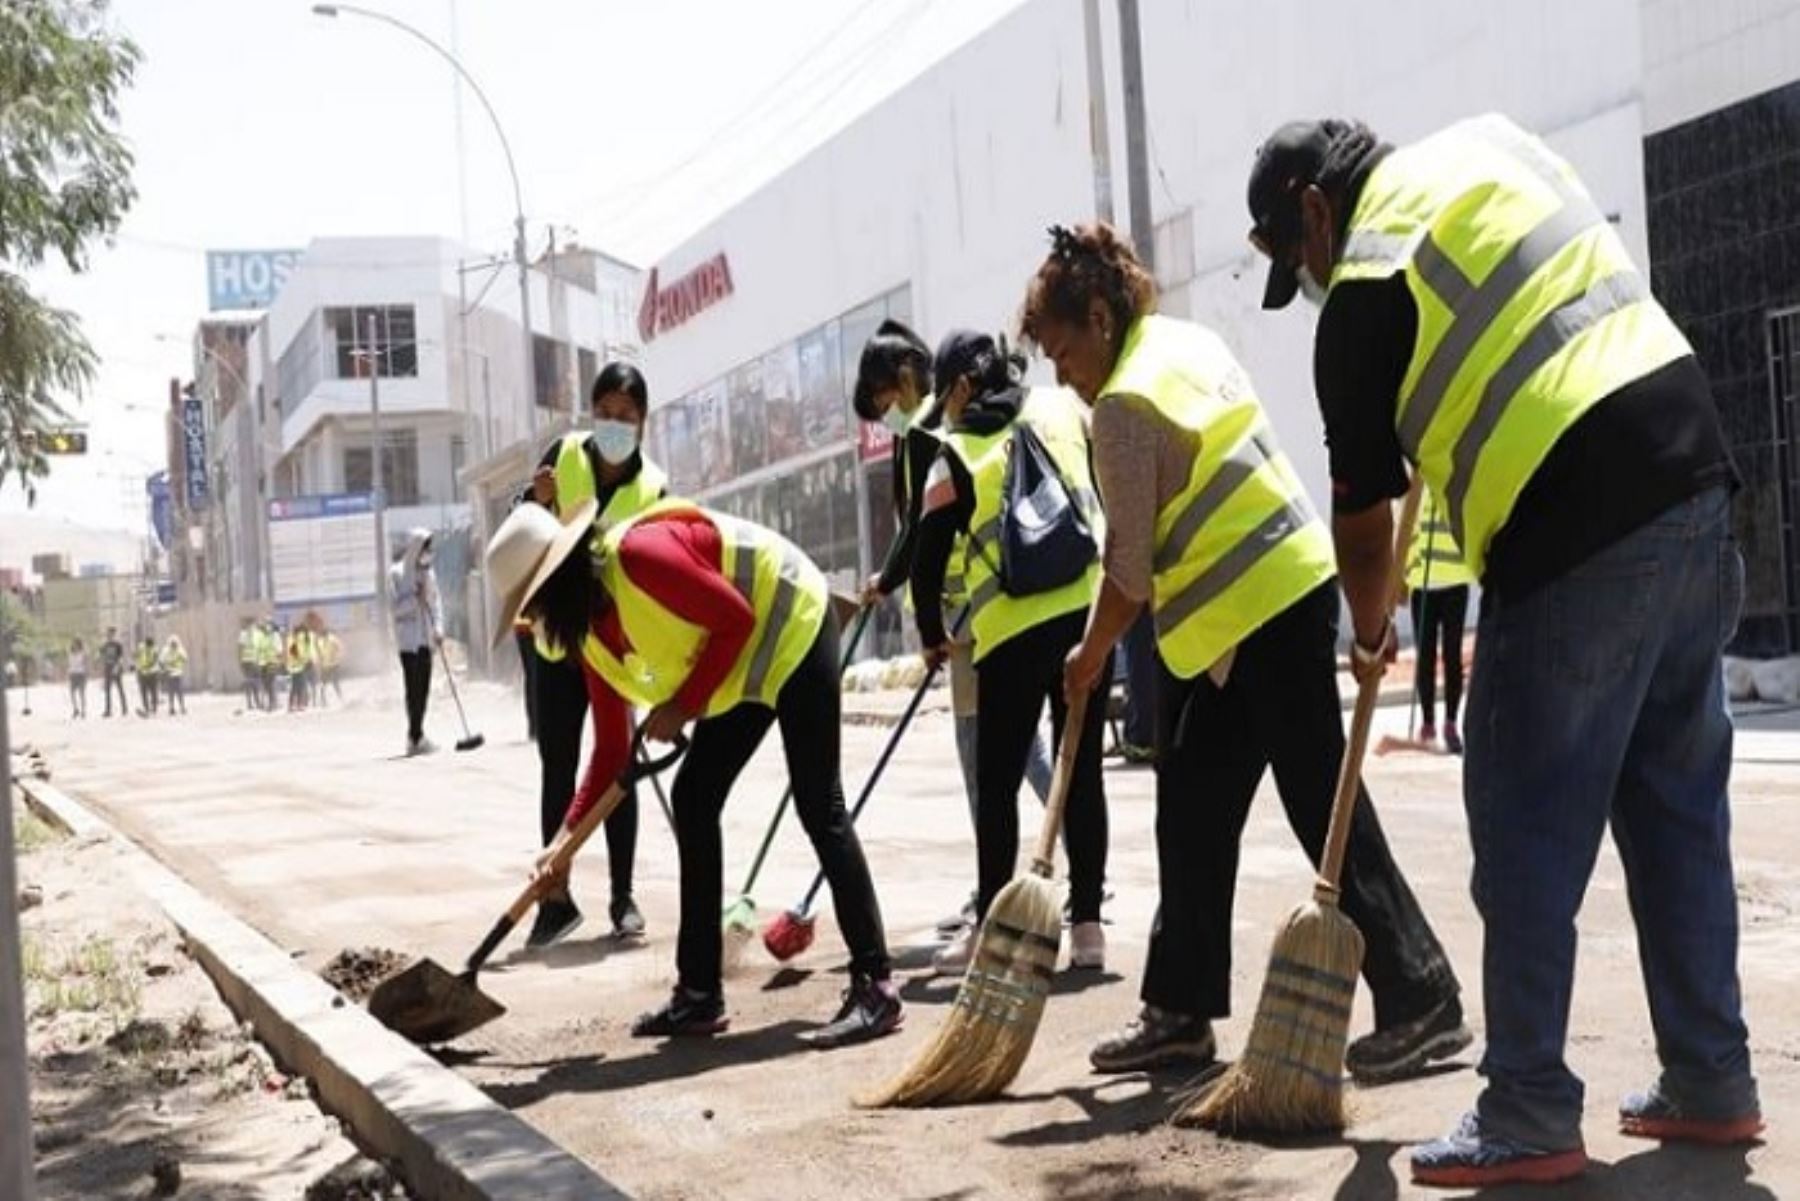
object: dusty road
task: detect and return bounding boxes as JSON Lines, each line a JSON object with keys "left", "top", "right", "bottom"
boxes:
{"left": 12, "top": 674, "right": 1798, "bottom": 1200}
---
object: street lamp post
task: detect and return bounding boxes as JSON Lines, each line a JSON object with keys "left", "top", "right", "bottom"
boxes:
{"left": 312, "top": 3, "right": 538, "bottom": 442}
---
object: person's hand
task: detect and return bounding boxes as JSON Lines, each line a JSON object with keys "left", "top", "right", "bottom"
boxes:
{"left": 859, "top": 574, "right": 885, "bottom": 607}
{"left": 531, "top": 845, "right": 569, "bottom": 893}
{"left": 1063, "top": 641, "right": 1107, "bottom": 707}
{"left": 1350, "top": 616, "right": 1397, "bottom": 685}
{"left": 531, "top": 465, "right": 556, "bottom": 507}
{"left": 643, "top": 700, "right": 691, "bottom": 744}
{"left": 921, "top": 641, "right": 952, "bottom": 672}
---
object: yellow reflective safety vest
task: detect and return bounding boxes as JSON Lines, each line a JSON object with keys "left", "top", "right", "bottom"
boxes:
{"left": 238, "top": 628, "right": 257, "bottom": 664}
{"left": 1330, "top": 113, "right": 1693, "bottom": 579}
{"left": 944, "top": 387, "right": 1104, "bottom": 663}
{"left": 161, "top": 645, "right": 186, "bottom": 677}
{"left": 256, "top": 628, "right": 279, "bottom": 669}
{"left": 1405, "top": 487, "right": 1476, "bottom": 591}
{"left": 286, "top": 633, "right": 309, "bottom": 674}
{"left": 1100, "top": 315, "right": 1336, "bottom": 679}
{"left": 536, "top": 441, "right": 669, "bottom": 663}
{"left": 579, "top": 501, "right": 827, "bottom": 717}
{"left": 318, "top": 633, "right": 343, "bottom": 669}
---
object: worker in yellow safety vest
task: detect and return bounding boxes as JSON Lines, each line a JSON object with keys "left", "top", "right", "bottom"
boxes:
{"left": 510, "top": 362, "right": 668, "bottom": 947}
{"left": 285, "top": 624, "right": 312, "bottom": 711}
{"left": 1025, "top": 222, "right": 1464, "bottom": 1086}
{"left": 1403, "top": 487, "right": 1476, "bottom": 753}
{"left": 483, "top": 496, "right": 900, "bottom": 1049}
{"left": 904, "top": 330, "right": 1111, "bottom": 979}
{"left": 849, "top": 319, "right": 1054, "bottom": 939}
{"left": 134, "top": 636, "right": 160, "bottom": 716}
{"left": 159, "top": 635, "right": 188, "bottom": 716}
{"left": 256, "top": 619, "right": 280, "bottom": 712}
{"left": 237, "top": 617, "right": 261, "bottom": 711}
{"left": 1247, "top": 114, "right": 1755, "bottom": 1185}
{"left": 317, "top": 624, "right": 345, "bottom": 705}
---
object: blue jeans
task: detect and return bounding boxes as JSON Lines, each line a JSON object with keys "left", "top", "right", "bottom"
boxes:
{"left": 1466, "top": 486, "right": 1756, "bottom": 1148}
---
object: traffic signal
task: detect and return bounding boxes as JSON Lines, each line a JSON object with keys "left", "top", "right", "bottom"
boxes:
{"left": 40, "top": 429, "right": 88, "bottom": 455}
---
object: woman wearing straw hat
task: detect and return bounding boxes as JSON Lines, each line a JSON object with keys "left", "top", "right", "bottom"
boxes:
{"left": 1022, "top": 222, "right": 1467, "bottom": 1082}
{"left": 485, "top": 497, "right": 902, "bottom": 1048}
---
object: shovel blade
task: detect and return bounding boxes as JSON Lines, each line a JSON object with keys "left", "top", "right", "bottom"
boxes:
{"left": 367, "top": 958, "right": 506, "bottom": 1044}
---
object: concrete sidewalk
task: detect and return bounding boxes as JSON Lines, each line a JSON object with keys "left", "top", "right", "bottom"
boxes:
{"left": 11, "top": 674, "right": 1797, "bottom": 1200}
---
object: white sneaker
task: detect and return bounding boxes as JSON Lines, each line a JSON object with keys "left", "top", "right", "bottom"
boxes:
{"left": 1069, "top": 921, "right": 1105, "bottom": 970}
{"left": 933, "top": 927, "right": 975, "bottom": 977}
{"left": 415, "top": 737, "right": 438, "bottom": 756}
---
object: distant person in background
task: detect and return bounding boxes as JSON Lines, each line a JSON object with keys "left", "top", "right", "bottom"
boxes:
{"left": 318, "top": 624, "right": 345, "bottom": 704}
{"left": 258, "top": 618, "right": 281, "bottom": 711}
{"left": 303, "top": 615, "right": 324, "bottom": 708}
{"left": 100, "top": 627, "right": 128, "bottom": 717}
{"left": 285, "top": 624, "right": 310, "bottom": 712}
{"left": 238, "top": 617, "right": 261, "bottom": 710}
{"left": 135, "top": 636, "right": 160, "bottom": 716}
{"left": 1405, "top": 488, "right": 1474, "bottom": 754}
{"left": 390, "top": 529, "right": 443, "bottom": 756}
{"left": 160, "top": 635, "right": 188, "bottom": 715}
{"left": 67, "top": 638, "right": 88, "bottom": 719}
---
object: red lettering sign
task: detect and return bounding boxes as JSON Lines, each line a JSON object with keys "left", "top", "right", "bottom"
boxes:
{"left": 637, "top": 253, "right": 735, "bottom": 342}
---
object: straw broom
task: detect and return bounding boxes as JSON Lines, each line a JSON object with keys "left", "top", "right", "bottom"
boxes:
{"left": 858, "top": 690, "right": 1090, "bottom": 1108}
{"left": 1179, "top": 476, "right": 1424, "bottom": 1135}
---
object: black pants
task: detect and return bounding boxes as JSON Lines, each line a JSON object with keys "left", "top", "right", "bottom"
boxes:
{"left": 1142, "top": 582, "right": 1458, "bottom": 1030}
{"left": 103, "top": 671, "right": 127, "bottom": 716}
{"left": 515, "top": 630, "right": 539, "bottom": 740}
{"left": 974, "top": 608, "right": 1110, "bottom": 924}
{"left": 1121, "top": 610, "right": 1159, "bottom": 748}
{"left": 166, "top": 675, "right": 185, "bottom": 714}
{"left": 534, "top": 651, "right": 637, "bottom": 902}
{"left": 262, "top": 666, "right": 277, "bottom": 711}
{"left": 138, "top": 673, "right": 157, "bottom": 713}
{"left": 671, "top": 619, "right": 888, "bottom": 994}
{"left": 399, "top": 648, "right": 432, "bottom": 743}
{"left": 1410, "top": 585, "right": 1470, "bottom": 727}
{"left": 242, "top": 665, "right": 259, "bottom": 709}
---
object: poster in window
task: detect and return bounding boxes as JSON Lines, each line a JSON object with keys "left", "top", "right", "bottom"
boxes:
{"left": 727, "top": 359, "right": 767, "bottom": 478}
{"left": 692, "top": 379, "right": 729, "bottom": 490}
{"left": 661, "top": 399, "right": 701, "bottom": 494}
{"left": 797, "top": 321, "right": 847, "bottom": 448}
{"left": 761, "top": 343, "right": 805, "bottom": 465}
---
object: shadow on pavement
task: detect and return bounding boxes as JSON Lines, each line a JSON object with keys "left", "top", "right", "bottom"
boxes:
{"left": 990, "top": 1078, "right": 1179, "bottom": 1147}
{"left": 1037, "top": 1158, "right": 1255, "bottom": 1200}
{"left": 479, "top": 1020, "right": 812, "bottom": 1107}
{"left": 487, "top": 934, "right": 648, "bottom": 973}
{"left": 1449, "top": 1141, "right": 1777, "bottom": 1201}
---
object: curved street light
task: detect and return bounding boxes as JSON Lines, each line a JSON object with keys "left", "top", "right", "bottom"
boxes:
{"left": 310, "top": 3, "right": 538, "bottom": 440}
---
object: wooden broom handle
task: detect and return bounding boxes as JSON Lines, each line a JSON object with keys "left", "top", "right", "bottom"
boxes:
{"left": 1316, "top": 475, "right": 1424, "bottom": 899}
{"left": 1030, "top": 689, "right": 1090, "bottom": 876}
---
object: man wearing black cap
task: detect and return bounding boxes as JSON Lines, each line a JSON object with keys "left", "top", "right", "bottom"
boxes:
{"left": 1249, "top": 114, "right": 1758, "bottom": 1187}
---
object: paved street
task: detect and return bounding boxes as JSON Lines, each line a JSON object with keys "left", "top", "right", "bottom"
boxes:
{"left": 11, "top": 674, "right": 1799, "bottom": 1200}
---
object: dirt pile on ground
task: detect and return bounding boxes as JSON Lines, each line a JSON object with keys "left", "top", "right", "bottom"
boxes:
{"left": 305, "top": 1153, "right": 409, "bottom": 1200}
{"left": 320, "top": 947, "right": 410, "bottom": 1001}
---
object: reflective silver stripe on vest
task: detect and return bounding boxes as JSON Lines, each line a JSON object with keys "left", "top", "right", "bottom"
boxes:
{"left": 1340, "top": 228, "right": 1410, "bottom": 268}
{"left": 1153, "top": 497, "right": 1316, "bottom": 640}
{"left": 1152, "top": 425, "right": 1281, "bottom": 575}
{"left": 731, "top": 528, "right": 810, "bottom": 700}
{"left": 968, "top": 574, "right": 1002, "bottom": 621}
{"left": 1442, "top": 269, "right": 1649, "bottom": 546}
{"left": 1395, "top": 124, "right": 1604, "bottom": 457}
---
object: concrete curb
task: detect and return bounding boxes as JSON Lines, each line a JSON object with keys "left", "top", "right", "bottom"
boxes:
{"left": 16, "top": 777, "right": 630, "bottom": 1201}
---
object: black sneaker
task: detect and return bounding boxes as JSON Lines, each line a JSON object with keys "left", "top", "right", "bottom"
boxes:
{"left": 800, "top": 974, "right": 904, "bottom": 1049}
{"left": 1346, "top": 994, "right": 1474, "bottom": 1083}
{"left": 936, "top": 894, "right": 977, "bottom": 937}
{"left": 1090, "top": 1006, "right": 1216, "bottom": 1073}
{"left": 609, "top": 895, "right": 646, "bottom": 939}
{"left": 526, "top": 897, "right": 584, "bottom": 949}
{"left": 631, "top": 988, "right": 728, "bottom": 1038}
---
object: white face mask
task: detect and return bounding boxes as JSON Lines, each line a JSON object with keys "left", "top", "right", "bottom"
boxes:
{"left": 1297, "top": 263, "right": 1329, "bottom": 308}
{"left": 880, "top": 404, "right": 911, "bottom": 436}
{"left": 593, "top": 418, "right": 640, "bottom": 466}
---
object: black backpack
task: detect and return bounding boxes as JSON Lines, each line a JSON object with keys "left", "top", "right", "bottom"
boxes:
{"left": 991, "top": 421, "right": 1097, "bottom": 597}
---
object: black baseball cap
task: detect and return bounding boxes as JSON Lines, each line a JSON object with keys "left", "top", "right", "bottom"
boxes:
{"left": 1247, "top": 120, "right": 1337, "bottom": 310}
{"left": 932, "top": 329, "right": 997, "bottom": 393}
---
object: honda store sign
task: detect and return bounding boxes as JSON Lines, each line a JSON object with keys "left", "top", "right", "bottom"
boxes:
{"left": 637, "top": 253, "right": 734, "bottom": 342}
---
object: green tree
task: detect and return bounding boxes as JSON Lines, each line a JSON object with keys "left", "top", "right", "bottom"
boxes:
{"left": 0, "top": 0, "right": 137, "bottom": 502}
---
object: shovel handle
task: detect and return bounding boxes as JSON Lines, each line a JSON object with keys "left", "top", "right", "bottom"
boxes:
{"left": 466, "top": 911, "right": 522, "bottom": 974}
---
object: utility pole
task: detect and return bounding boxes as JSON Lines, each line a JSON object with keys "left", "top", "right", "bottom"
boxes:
{"left": 0, "top": 625, "right": 37, "bottom": 1201}
{"left": 1082, "top": 0, "right": 1116, "bottom": 224}
{"left": 366, "top": 313, "right": 391, "bottom": 644}
{"left": 517, "top": 218, "right": 538, "bottom": 442}
{"left": 481, "top": 356, "right": 494, "bottom": 463}
{"left": 1117, "top": 0, "right": 1156, "bottom": 272}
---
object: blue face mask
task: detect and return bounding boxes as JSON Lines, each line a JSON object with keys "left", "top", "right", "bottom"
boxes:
{"left": 880, "top": 403, "right": 911, "bottom": 436}
{"left": 593, "top": 419, "right": 640, "bottom": 466}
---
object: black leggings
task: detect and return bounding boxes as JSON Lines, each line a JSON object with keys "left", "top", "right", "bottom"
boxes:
{"left": 671, "top": 619, "right": 888, "bottom": 994}
{"left": 973, "top": 608, "right": 1110, "bottom": 925}
{"left": 1142, "top": 582, "right": 1458, "bottom": 1028}
{"left": 1410, "top": 584, "right": 1469, "bottom": 727}
{"left": 399, "top": 648, "right": 431, "bottom": 742}
{"left": 534, "top": 651, "right": 637, "bottom": 902}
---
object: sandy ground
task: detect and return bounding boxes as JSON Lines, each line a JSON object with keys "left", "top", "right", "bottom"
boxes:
{"left": 9, "top": 674, "right": 1798, "bottom": 1200}
{"left": 12, "top": 798, "right": 397, "bottom": 1200}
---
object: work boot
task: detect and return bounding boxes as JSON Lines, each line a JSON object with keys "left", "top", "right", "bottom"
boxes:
{"left": 1411, "top": 1111, "right": 1587, "bottom": 1188}
{"left": 1069, "top": 921, "right": 1105, "bottom": 970}
{"left": 800, "top": 974, "right": 903, "bottom": 1049}
{"left": 1618, "top": 1080, "right": 1764, "bottom": 1145}
{"left": 1090, "top": 1006, "right": 1215, "bottom": 1073}
{"left": 526, "top": 896, "right": 584, "bottom": 949}
{"left": 933, "top": 927, "right": 975, "bottom": 977}
{"left": 631, "top": 987, "right": 728, "bottom": 1038}
{"left": 936, "top": 892, "right": 977, "bottom": 937}
{"left": 1346, "top": 994, "right": 1473, "bottom": 1083}
{"left": 1443, "top": 722, "right": 1463, "bottom": 755}
{"left": 609, "top": 895, "right": 646, "bottom": 939}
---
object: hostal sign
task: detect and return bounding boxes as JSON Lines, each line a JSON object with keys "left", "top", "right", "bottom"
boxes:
{"left": 637, "top": 253, "right": 734, "bottom": 342}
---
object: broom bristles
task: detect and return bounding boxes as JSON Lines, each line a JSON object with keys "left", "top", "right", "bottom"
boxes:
{"left": 1176, "top": 897, "right": 1365, "bottom": 1134}
{"left": 858, "top": 873, "right": 1062, "bottom": 1108}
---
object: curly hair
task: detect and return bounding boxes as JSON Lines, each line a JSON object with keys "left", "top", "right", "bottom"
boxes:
{"left": 1019, "top": 222, "right": 1157, "bottom": 350}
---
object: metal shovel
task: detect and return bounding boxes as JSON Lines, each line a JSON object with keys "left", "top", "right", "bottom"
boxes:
{"left": 369, "top": 731, "right": 687, "bottom": 1043}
